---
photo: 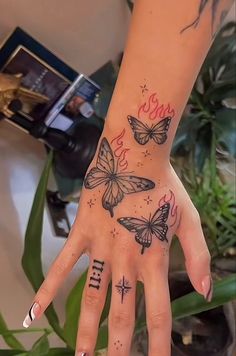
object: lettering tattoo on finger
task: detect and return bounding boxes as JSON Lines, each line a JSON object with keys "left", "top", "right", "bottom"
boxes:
{"left": 115, "top": 276, "right": 132, "bottom": 303}
{"left": 89, "top": 259, "right": 104, "bottom": 290}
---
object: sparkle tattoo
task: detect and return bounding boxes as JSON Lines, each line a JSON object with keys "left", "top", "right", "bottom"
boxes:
{"left": 117, "top": 203, "right": 170, "bottom": 255}
{"left": 110, "top": 227, "right": 119, "bottom": 238}
{"left": 144, "top": 195, "right": 153, "bottom": 205}
{"left": 89, "top": 259, "right": 104, "bottom": 290}
{"left": 114, "top": 340, "right": 123, "bottom": 350}
{"left": 87, "top": 198, "right": 95, "bottom": 208}
{"left": 115, "top": 276, "right": 132, "bottom": 303}
{"left": 84, "top": 137, "right": 155, "bottom": 217}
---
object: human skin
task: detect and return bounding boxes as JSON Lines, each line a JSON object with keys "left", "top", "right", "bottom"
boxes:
{"left": 22, "top": 1, "right": 234, "bottom": 355}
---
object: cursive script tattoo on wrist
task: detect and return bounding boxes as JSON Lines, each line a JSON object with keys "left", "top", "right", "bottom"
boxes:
{"left": 84, "top": 137, "right": 155, "bottom": 217}
{"left": 117, "top": 203, "right": 170, "bottom": 254}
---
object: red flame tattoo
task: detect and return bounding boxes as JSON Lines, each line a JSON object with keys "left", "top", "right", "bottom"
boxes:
{"left": 159, "top": 190, "right": 178, "bottom": 227}
{"left": 111, "top": 129, "right": 130, "bottom": 171}
{"left": 138, "top": 93, "right": 175, "bottom": 120}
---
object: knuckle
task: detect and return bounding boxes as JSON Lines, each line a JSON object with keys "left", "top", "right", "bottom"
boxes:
{"left": 39, "top": 284, "right": 52, "bottom": 298}
{"left": 110, "top": 311, "right": 134, "bottom": 329}
{"left": 148, "top": 310, "right": 171, "bottom": 331}
{"left": 84, "top": 290, "right": 101, "bottom": 308}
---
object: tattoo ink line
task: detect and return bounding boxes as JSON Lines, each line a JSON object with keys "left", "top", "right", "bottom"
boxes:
{"left": 118, "top": 203, "right": 170, "bottom": 255}
{"left": 89, "top": 259, "right": 104, "bottom": 290}
{"left": 115, "top": 276, "right": 132, "bottom": 303}
{"left": 84, "top": 137, "right": 155, "bottom": 217}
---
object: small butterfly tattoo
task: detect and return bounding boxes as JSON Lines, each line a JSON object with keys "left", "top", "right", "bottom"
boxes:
{"left": 117, "top": 203, "right": 170, "bottom": 254}
{"left": 84, "top": 137, "right": 155, "bottom": 217}
{"left": 128, "top": 115, "right": 171, "bottom": 145}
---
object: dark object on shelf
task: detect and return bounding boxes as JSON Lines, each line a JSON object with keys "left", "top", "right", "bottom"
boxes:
{"left": 46, "top": 190, "right": 70, "bottom": 238}
{"left": 53, "top": 121, "right": 102, "bottom": 179}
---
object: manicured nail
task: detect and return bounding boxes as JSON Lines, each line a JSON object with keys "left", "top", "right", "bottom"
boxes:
{"left": 23, "top": 302, "right": 40, "bottom": 328}
{"left": 202, "top": 275, "right": 213, "bottom": 302}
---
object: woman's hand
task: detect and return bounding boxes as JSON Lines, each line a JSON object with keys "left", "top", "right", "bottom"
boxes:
{"left": 22, "top": 134, "right": 211, "bottom": 356}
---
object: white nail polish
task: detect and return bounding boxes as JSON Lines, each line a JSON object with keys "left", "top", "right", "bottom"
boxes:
{"left": 23, "top": 302, "right": 39, "bottom": 328}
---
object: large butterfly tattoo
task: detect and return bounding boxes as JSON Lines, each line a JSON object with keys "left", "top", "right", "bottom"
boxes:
{"left": 117, "top": 203, "right": 170, "bottom": 254}
{"left": 127, "top": 115, "right": 171, "bottom": 145}
{"left": 84, "top": 137, "right": 155, "bottom": 217}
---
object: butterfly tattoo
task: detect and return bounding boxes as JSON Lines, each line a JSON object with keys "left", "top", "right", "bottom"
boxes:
{"left": 127, "top": 115, "right": 171, "bottom": 145}
{"left": 84, "top": 137, "right": 155, "bottom": 217}
{"left": 117, "top": 203, "right": 170, "bottom": 254}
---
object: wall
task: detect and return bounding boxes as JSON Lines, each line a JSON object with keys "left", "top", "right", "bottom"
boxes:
{"left": 0, "top": 0, "right": 131, "bottom": 75}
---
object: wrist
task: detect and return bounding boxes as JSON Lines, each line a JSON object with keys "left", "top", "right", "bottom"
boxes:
{"left": 101, "top": 121, "right": 171, "bottom": 165}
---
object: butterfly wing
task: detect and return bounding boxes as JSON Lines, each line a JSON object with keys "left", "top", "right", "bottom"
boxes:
{"left": 150, "top": 203, "right": 170, "bottom": 242}
{"left": 117, "top": 217, "right": 152, "bottom": 251}
{"left": 97, "top": 137, "right": 115, "bottom": 174}
{"left": 116, "top": 175, "right": 155, "bottom": 194}
{"left": 151, "top": 117, "right": 171, "bottom": 145}
{"left": 102, "top": 180, "right": 124, "bottom": 217}
{"left": 127, "top": 115, "right": 151, "bottom": 145}
{"left": 84, "top": 167, "right": 109, "bottom": 189}
{"left": 84, "top": 137, "right": 114, "bottom": 189}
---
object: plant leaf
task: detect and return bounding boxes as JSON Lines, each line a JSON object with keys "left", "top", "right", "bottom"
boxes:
{"left": 21, "top": 151, "right": 64, "bottom": 340}
{"left": 28, "top": 334, "right": 49, "bottom": 356}
{"left": 63, "top": 270, "right": 88, "bottom": 348}
{"left": 172, "top": 274, "right": 236, "bottom": 319}
{"left": 46, "top": 349, "right": 74, "bottom": 355}
{"left": 0, "top": 352, "right": 26, "bottom": 355}
{"left": 135, "top": 275, "right": 236, "bottom": 332}
{"left": 95, "top": 324, "right": 108, "bottom": 350}
{"left": 0, "top": 312, "right": 25, "bottom": 351}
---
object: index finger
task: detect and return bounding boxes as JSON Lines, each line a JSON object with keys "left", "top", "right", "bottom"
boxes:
{"left": 23, "top": 225, "right": 87, "bottom": 328}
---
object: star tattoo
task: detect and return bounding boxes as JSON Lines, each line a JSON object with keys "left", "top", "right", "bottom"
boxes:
{"left": 140, "top": 84, "right": 148, "bottom": 95}
{"left": 142, "top": 149, "right": 151, "bottom": 157}
{"left": 144, "top": 195, "right": 153, "bottom": 205}
{"left": 110, "top": 227, "right": 119, "bottom": 238}
{"left": 115, "top": 276, "right": 132, "bottom": 303}
{"left": 87, "top": 199, "right": 95, "bottom": 208}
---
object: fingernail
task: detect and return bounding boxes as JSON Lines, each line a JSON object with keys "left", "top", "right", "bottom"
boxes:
{"left": 23, "top": 302, "right": 40, "bottom": 328}
{"left": 202, "top": 275, "right": 213, "bottom": 302}
{"left": 76, "top": 353, "right": 88, "bottom": 356}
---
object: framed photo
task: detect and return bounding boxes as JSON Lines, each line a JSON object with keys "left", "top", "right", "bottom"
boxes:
{"left": 0, "top": 27, "right": 78, "bottom": 122}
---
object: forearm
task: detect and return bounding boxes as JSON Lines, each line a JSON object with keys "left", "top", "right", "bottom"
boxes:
{"left": 103, "top": 0, "right": 233, "bottom": 161}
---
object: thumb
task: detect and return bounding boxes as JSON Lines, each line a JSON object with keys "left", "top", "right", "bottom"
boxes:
{"left": 176, "top": 201, "right": 212, "bottom": 301}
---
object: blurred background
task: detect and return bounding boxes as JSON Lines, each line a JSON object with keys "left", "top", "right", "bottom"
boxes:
{"left": 0, "top": 1, "right": 235, "bottom": 355}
